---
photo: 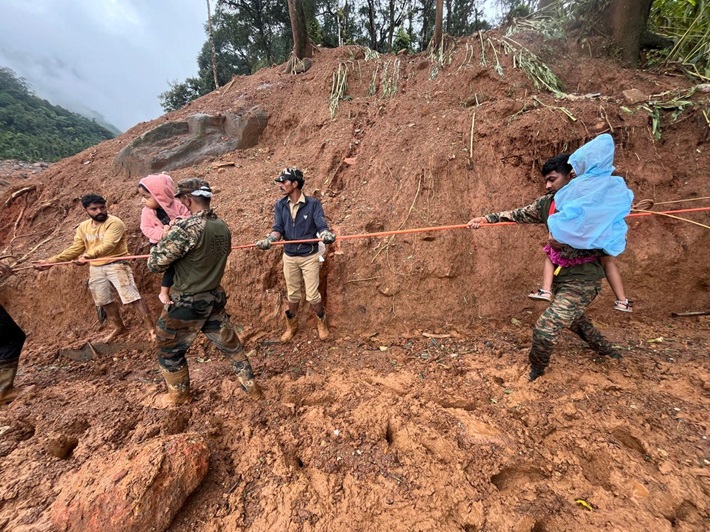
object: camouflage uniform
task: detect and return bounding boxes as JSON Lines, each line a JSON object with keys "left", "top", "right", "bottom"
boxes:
{"left": 485, "top": 194, "right": 620, "bottom": 377}
{"left": 147, "top": 204, "right": 257, "bottom": 395}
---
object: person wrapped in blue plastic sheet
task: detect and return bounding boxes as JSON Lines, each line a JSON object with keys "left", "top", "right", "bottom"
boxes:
{"left": 548, "top": 133, "right": 634, "bottom": 257}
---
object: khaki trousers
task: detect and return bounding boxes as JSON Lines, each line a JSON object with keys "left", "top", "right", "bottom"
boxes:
{"left": 283, "top": 253, "right": 322, "bottom": 304}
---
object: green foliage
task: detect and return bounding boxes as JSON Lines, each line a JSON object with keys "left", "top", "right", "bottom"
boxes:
{"left": 497, "top": 0, "right": 537, "bottom": 21}
{"left": 160, "top": 0, "right": 293, "bottom": 112}
{"left": 393, "top": 27, "right": 413, "bottom": 53}
{"left": 501, "top": 36, "right": 565, "bottom": 95}
{"left": 649, "top": 0, "right": 710, "bottom": 81}
{"left": 159, "top": 78, "right": 204, "bottom": 112}
{"left": 0, "top": 67, "right": 115, "bottom": 162}
{"left": 160, "top": 0, "right": 494, "bottom": 111}
{"left": 641, "top": 86, "right": 697, "bottom": 140}
{"left": 449, "top": 0, "right": 492, "bottom": 35}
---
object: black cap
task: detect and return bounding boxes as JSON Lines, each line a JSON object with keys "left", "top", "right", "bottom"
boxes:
{"left": 274, "top": 168, "right": 304, "bottom": 185}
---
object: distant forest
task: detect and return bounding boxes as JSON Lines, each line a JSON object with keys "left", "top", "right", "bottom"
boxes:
{"left": 0, "top": 67, "right": 115, "bottom": 162}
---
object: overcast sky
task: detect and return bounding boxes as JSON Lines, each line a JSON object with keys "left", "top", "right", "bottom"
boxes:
{"left": 0, "top": 0, "right": 207, "bottom": 132}
{"left": 0, "top": 0, "right": 501, "bottom": 133}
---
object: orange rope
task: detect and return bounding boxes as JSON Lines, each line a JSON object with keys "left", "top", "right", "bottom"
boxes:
{"left": 13, "top": 205, "right": 710, "bottom": 272}
{"left": 627, "top": 206, "right": 710, "bottom": 218}
{"left": 231, "top": 222, "right": 516, "bottom": 249}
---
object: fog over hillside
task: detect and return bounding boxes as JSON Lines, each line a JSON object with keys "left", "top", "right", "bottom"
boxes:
{"left": 0, "top": 0, "right": 206, "bottom": 131}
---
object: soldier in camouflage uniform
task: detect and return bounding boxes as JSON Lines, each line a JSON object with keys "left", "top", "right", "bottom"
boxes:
{"left": 468, "top": 154, "right": 621, "bottom": 381}
{"left": 147, "top": 178, "right": 261, "bottom": 407}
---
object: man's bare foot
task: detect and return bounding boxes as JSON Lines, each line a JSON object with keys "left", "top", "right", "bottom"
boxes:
{"left": 103, "top": 326, "right": 126, "bottom": 343}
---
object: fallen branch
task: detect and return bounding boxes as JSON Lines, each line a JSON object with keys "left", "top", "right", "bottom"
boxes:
{"left": 10, "top": 235, "right": 54, "bottom": 269}
{"left": 12, "top": 201, "right": 28, "bottom": 239}
{"left": 469, "top": 112, "right": 476, "bottom": 160}
{"left": 422, "top": 332, "right": 451, "bottom": 339}
{"left": 221, "top": 77, "right": 236, "bottom": 95}
{"left": 344, "top": 276, "right": 380, "bottom": 284}
{"left": 371, "top": 170, "right": 423, "bottom": 264}
{"left": 532, "top": 96, "right": 577, "bottom": 122}
{"left": 5, "top": 185, "right": 37, "bottom": 206}
{"left": 671, "top": 311, "right": 710, "bottom": 317}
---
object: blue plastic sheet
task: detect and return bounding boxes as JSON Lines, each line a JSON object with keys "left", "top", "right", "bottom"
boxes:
{"left": 548, "top": 134, "right": 634, "bottom": 256}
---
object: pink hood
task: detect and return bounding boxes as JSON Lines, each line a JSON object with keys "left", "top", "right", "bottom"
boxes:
{"left": 139, "top": 173, "right": 191, "bottom": 243}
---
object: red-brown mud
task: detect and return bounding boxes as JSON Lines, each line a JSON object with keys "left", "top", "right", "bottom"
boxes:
{"left": 1, "top": 31, "right": 708, "bottom": 531}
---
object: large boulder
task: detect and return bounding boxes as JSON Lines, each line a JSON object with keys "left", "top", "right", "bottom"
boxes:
{"left": 50, "top": 433, "right": 210, "bottom": 532}
{"left": 115, "top": 107, "right": 269, "bottom": 177}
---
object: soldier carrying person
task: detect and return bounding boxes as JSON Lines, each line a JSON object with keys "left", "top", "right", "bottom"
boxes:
{"left": 468, "top": 137, "right": 624, "bottom": 381}
{"left": 147, "top": 178, "right": 261, "bottom": 408}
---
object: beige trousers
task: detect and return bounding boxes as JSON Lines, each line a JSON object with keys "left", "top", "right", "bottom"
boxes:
{"left": 283, "top": 253, "right": 322, "bottom": 304}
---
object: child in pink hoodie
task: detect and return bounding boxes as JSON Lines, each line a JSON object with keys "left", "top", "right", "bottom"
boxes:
{"left": 137, "top": 174, "right": 191, "bottom": 305}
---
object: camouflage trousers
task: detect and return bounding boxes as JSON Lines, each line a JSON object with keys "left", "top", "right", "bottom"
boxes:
{"left": 155, "top": 286, "right": 248, "bottom": 373}
{"left": 529, "top": 280, "right": 616, "bottom": 370}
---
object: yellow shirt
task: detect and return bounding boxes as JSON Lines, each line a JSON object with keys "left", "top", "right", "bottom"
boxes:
{"left": 47, "top": 214, "right": 130, "bottom": 266}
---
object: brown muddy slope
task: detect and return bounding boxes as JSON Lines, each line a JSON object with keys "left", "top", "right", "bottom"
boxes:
{"left": 1, "top": 31, "right": 709, "bottom": 531}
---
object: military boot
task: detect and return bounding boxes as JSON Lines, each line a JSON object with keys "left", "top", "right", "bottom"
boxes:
{"left": 316, "top": 313, "right": 330, "bottom": 341}
{"left": 280, "top": 313, "right": 299, "bottom": 343}
{"left": 528, "top": 366, "right": 545, "bottom": 382}
{"left": 153, "top": 366, "right": 191, "bottom": 408}
{"left": 233, "top": 355, "right": 262, "bottom": 400}
{"left": 0, "top": 360, "right": 19, "bottom": 404}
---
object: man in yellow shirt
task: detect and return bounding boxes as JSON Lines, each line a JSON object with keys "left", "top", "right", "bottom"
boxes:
{"left": 35, "top": 194, "right": 154, "bottom": 342}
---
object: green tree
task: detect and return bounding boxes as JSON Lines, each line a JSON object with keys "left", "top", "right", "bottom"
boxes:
{"left": 393, "top": 26, "right": 413, "bottom": 52}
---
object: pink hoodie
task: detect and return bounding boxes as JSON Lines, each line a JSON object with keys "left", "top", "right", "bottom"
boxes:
{"left": 139, "top": 174, "right": 191, "bottom": 243}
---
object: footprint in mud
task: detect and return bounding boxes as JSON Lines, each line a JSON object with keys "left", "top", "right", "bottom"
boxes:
{"left": 132, "top": 409, "right": 191, "bottom": 443}
{"left": 281, "top": 380, "right": 336, "bottom": 408}
{"left": 490, "top": 464, "right": 548, "bottom": 492}
{"left": 45, "top": 433, "right": 79, "bottom": 459}
{"left": 0, "top": 420, "right": 36, "bottom": 457}
{"left": 611, "top": 426, "right": 647, "bottom": 455}
{"left": 579, "top": 451, "right": 613, "bottom": 491}
{"left": 433, "top": 397, "right": 480, "bottom": 411}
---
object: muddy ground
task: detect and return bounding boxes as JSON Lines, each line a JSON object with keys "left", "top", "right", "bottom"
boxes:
{"left": 1, "top": 29, "right": 709, "bottom": 531}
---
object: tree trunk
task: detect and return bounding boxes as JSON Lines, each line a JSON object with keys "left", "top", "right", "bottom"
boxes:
{"left": 287, "top": 0, "right": 313, "bottom": 60}
{"left": 367, "top": 0, "right": 377, "bottom": 50}
{"left": 420, "top": 0, "right": 430, "bottom": 50}
{"left": 432, "top": 0, "right": 444, "bottom": 51}
{"left": 387, "top": 0, "right": 396, "bottom": 49}
{"left": 607, "top": 0, "right": 653, "bottom": 67}
{"left": 206, "top": 0, "right": 219, "bottom": 89}
{"left": 445, "top": 0, "right": 452, "bottom": 33}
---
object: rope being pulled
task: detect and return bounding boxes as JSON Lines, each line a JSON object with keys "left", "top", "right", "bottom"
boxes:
{"left": 12, "top": 204, "right": 710, "bottom": 272}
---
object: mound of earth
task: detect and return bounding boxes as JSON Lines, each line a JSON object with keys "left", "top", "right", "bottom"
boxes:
{"left": 1, "top": 30, "right": 708, "bottom": 531}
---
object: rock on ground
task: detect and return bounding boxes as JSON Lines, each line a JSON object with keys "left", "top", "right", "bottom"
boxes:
{"left": 50, "top": 433, "right": 210, "bottom": 532}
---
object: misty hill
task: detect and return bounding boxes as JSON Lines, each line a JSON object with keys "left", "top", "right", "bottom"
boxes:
{"left": 0, "top": 66, "right": 116, "bottom": 162}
